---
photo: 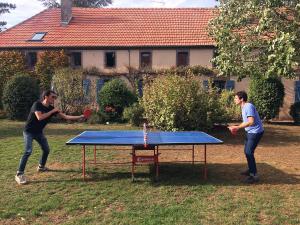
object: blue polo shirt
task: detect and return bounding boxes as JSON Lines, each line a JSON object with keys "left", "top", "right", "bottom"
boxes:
{"left": 242, "top": 103, "right": 264, "bottom": 134}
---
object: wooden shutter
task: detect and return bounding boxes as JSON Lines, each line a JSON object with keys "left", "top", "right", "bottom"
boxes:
{"left": 82, "top": 79, "right": 91, "bottom": 96}
{"left": 225, "top": 80, "right": 235, "bottom": 90}
{"left": 96, "top": 78, "right": 105, "bottom": 101}
{"left": 203, "top": 80, "right": 209, "bottom": 91}
{"left": 295, "top": 81, "right": 300, "bottom": 102}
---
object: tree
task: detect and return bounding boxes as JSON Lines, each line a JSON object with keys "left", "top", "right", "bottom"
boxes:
{"left": 38, "top": 0, "right": 112, "bottom": 8}
{"left": 0, "top": 2, "right": 16, "bottom": 31}
{"left": 209, "top": 0, "right": 300, "bottom": 80}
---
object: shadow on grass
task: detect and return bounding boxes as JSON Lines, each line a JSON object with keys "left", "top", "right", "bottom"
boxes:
{"left": 29, "top": 163, "right": 299, "bottom": 186}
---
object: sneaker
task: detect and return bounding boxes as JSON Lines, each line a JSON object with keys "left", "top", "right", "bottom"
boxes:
{"left": 15, "top": 174, "right": 27, "bottom": 185}
{"left": 37, "top": 166, "right": 49, "bottom": 172}
{"left": 244, "top": 175, "right": 259, "bottom": 184}
{"left": 240, "top": 169, "right": 250, "bottom": 176}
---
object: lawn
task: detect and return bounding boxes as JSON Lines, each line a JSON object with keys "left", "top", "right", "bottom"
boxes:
{"left": 0, "top": 119, "right": 299, "bottom": 225}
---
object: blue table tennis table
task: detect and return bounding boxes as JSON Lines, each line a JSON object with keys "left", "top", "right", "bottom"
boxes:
{"left": 66, "top": 130, "right": 223, "bottom": 180}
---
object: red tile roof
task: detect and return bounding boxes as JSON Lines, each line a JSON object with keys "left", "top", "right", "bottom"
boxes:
{"left": 0, "top": 8, "right": 216, "bottom": 49}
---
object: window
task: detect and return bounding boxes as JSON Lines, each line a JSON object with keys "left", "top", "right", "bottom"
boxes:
{"left": 177, "top": 50, "right": 189, "bottom": 67}
{"left": 27, "top": 52, "right": 37, "bottom": 68}
{"left": 71, "top": 52, "right": 82, "bottom": 67}
{"left": 140, "top": 51, "right": 152, "bottom": 68}
{"left": 105, "top": 51, "right": 116, "bottom": 68}
{"left": 30, "top": 32, "right": 46, "bottom": 41}
{"left": 212, "top": 80, "right": 226, "bottom": 93}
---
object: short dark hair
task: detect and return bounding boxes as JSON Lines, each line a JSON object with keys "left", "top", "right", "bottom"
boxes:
{"left": 42, "top": 90, "right": 57, "bottom": 100}
{"left": 235, "top": 91, "right": 248, "bottom": 101}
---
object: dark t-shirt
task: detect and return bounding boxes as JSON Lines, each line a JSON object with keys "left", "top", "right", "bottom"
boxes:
{"left": 24, "top": 101, "right": 57, "bottom": 134}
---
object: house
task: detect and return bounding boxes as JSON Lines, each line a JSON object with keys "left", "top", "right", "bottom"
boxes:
{"left": 0, "top": 0, "right": 299, "bottom": 120}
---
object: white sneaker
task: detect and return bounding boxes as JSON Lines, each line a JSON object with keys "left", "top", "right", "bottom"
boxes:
{"left": 15, "top": 174, "right": 27, "bottom": 185}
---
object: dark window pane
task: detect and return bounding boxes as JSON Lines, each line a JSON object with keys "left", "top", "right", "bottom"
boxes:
{"left": 28, "top": 52, "right": 37, "bottom": 68}
{"left": 140, "top": 52, "right": 151, "bottom": 68}
{"left": 105, "top": 52, "right": 116, "bottom": 68}
{"left": 71, "top": 52, "right": 82, "bottom": 67}
{"left": 177, "top": 51, "right": 189, "bottom": 66}
{"left": 212, "top": 80, "right": 226, "bottom": 93}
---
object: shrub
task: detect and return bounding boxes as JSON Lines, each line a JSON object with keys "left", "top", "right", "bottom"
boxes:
{"left": 0, "top": 51, "right": 27, "bottom": 108}
{"left": 98, "top": 79, "right": 137, "bottom": 122}
{"left": 249, "top": 77, "right": 285, "bottom": 120}
{"left": 52, "top": 68, "right": 87, "bottom": 114}
{"left": 219, "top": 90, "right": 241, "bottom": 122}
{"left": 142, "top": 75, "right": 209, "bottom": 131}
{"left": 289, "top": 102, "right": 300, "bottom": 124}
{"left": 2, "top": 74, "right": 40, "bottom": 120}
{"left": 123, "top": 102, "right": 144, "bottom": 126}
{"left": 35, "top": 50, "right": 69, "bottom": 90}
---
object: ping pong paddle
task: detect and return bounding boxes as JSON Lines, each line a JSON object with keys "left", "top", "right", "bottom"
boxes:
{"left": 228, "top": 126, "right": 237, "bottom": 136}
{"left": 83, "top": 108, "right": 92, "bottom": 119}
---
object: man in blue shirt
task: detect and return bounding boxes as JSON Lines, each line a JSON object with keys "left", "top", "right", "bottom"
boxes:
{"left": 228, "top": 91, "right": 264, "bottom": 184}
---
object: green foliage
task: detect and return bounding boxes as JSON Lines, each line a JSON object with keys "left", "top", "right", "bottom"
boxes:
{"left": 98, "top": 79, "right": 137, "bottom": 122}
{"left": 205, "top": 81, "right": 241, "bottom": 124}
{"left": 2, "top": 74, "right": 40, "bottom": 120}
{"left": 289, "top": 102, "right": 300, "bottom": 124}
{"left": 0, "top": 51, "right": 27, "bottom": 108}
{"left": 209, "top": 0, "right": 299, "bottom": 80}
{"left": 0, "top": 2, "right": 16, "bottom": 31}
{"left": 52, "top": 68, "right": 86, "bottom": 114}
{"left": 38, "top": 0, "right": 112, "bottom": 8}
{"left": 123, "top": 102, "right": 144, "bottom": 126}
{"left": 35, "top": 50, "right": 69, "bottom": 90}
{"left": 219, "top": 90, "right": 241, "bottom": 122}
{"left": 142, "top": 75, "right": 209, "bottom": 131}
{"left": 249, "top": 77, "right": 285, "bottom": 120}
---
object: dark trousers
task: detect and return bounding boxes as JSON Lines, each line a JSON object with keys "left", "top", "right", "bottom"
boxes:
{"left": 17, "top": 131, "right": 50, "bottom": 174}
{"left": 244, "top": 132, "right": 264, "bottom": 176}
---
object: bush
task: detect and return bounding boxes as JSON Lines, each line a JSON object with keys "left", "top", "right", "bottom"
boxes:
{"left": 0, "top": 51, "right": 27, "bottom": 108}
{"left": 98, "top": 79, "right": 137, "bottom": 122}
{"left": 289, "top": 102, "right": 300, "bottom": 124}
{"left": 2, "top": 74, "right": 40, "bottom": 120}
{"left": 219, "top": 90, "right": 241, "bottom": 122}
{"left": 249, "top": 77, "right": 285, "bottom": 120}
{"left": 123, "top": 102, "right": 144, "bottom": 126}
{"left": 142, "top": 75, "right": 209, "bottom": 131}
{"left": 52, "top": 68, "right": 87, "bottom": 114}
{"left": 35, "top": 50, "right": 69, "bottom": 90}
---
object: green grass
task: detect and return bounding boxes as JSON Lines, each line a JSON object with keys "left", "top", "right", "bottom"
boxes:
{"left": 0, "top": 119, "right": 299, "bottom": 225}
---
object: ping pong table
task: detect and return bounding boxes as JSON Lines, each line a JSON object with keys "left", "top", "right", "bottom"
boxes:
{"left": 66, "top": 130, "right": 223, "bottom": 180}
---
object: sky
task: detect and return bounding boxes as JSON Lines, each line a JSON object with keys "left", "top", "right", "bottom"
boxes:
{"left": 2, "top": 0, "right": 218, "bottom": 29}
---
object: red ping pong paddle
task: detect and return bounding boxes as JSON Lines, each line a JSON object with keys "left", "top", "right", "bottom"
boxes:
{"left": 228, "top": 127, "right": 237, "bottom": 136}
{"left": 83, "top": 108, "right": 92, "bottom": 119}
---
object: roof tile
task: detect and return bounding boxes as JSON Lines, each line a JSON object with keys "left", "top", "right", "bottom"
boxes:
{"left": 0, "top": 8, "right": 216, "bottom": 48}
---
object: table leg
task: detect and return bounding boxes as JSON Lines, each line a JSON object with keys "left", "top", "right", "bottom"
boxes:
{"left": 131, "top": 147, "right": 135, "bottom": 181}
{"left": 204, "top": 144, "right": 207, "bottom": 179}
{"left": 94, "top": 145, "right": 97, "bottom": 164}
{"left": 192, "top": 145, "right": 195, "bottom": 165}
{"left": 82, "top": 145, "right": 86, "bottom": 180}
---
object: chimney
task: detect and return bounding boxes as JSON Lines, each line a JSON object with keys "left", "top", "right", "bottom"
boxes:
{"left": 61, "top": 0, "right": 72, "bottom": 26}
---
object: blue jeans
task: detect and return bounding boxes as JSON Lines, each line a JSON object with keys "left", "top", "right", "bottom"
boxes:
{"left": 244, "top": 132, "right": 264, "bottom": 176}
{"left": 17, "top": 131, "right": 50, "bottom": 174}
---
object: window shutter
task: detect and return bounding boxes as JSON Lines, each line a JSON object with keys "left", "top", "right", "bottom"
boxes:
{"left": 203, "top": 80, "right": 209, "bottom": 91}
{"left": 225, "top": 80, "right": 235, "bottom": 90}
{"left": 96, "top": 78, "right": 105, "bottom": 101}
{"left": 295, "top": 81, "right": 300, "bottom": 102}
{"left": 82, "top": 79, "right": 91, "bottom": 96}
{"left": 138, "top": 79, "right": 143, "bottom": 97}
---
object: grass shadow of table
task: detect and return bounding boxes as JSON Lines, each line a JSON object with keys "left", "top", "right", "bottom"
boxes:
{"left": 65, "top": 162, "right": 299, "bottom": 186}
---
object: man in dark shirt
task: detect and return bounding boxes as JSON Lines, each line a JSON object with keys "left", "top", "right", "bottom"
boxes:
{"left": 15, "top": 90, "right": 84, "bottom": 185}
